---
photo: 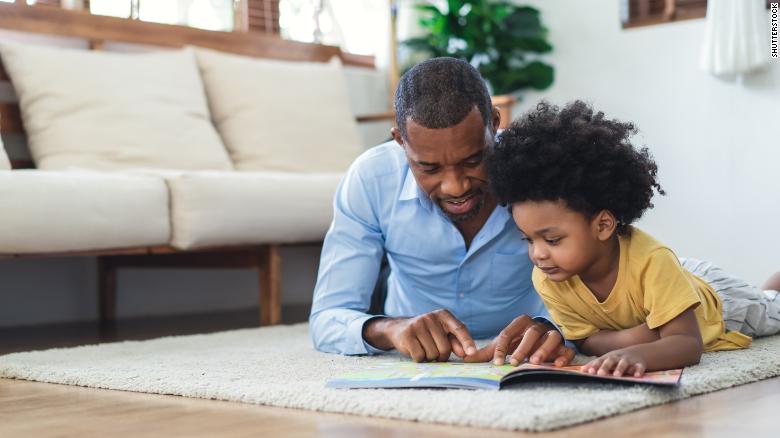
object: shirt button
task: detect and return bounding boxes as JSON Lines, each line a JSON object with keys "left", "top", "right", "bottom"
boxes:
{"left": 459, "top": 293, "right": 465, "bottom": 299}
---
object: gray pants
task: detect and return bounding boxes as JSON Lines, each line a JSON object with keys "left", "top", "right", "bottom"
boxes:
{"left": 680, "top": 258, "right": 780, "bottom": 337}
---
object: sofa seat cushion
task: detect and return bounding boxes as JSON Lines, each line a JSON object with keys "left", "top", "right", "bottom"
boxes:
{"left": 166, "top": 171, "right": 342, "bottom": 249}
{"left": 0, "top": 170, "right": 170, "bottom": 254}
{"left": 0, "top": 42, "right": 232, "bottom": 171}
{"left": 194, "top": 48, "right": 363, "bottom": 172}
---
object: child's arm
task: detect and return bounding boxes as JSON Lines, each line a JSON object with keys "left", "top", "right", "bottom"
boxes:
{"left": 576, "top": 323, "right": 660, "bottom": 356}
{"left": 580, "top": 306, "right": 703, "bottom": 377}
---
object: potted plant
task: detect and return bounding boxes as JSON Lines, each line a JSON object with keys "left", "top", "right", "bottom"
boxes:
{"left": 401, "top": 0, "right": 553, "bottom": 99}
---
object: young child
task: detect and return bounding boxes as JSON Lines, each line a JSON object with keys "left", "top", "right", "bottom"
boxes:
{"left": 486, "top": 100, "right": 780, "bottom": 377}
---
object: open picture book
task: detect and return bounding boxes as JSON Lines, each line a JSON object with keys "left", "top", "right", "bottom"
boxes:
{"left": 326, "top": 361, "right": 683, "bottom": 390}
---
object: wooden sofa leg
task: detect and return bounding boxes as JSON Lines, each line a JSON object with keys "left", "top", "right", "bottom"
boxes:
{"left": 258, "top": 245, "right": 282, "bottom": 326}
{"left": 97, "top": 256, "right": 117, "bottom": 324}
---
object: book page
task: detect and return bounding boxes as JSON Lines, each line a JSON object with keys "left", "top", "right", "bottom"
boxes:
{"left": 327, "top": 362, "right": 514, "bottom": 389}
{"left": 508, "top": 363, "right": 683, "bottom": 386}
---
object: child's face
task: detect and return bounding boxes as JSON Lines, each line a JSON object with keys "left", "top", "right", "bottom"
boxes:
{"left": 511, "top": 200, "right": 606, "bottom": 282}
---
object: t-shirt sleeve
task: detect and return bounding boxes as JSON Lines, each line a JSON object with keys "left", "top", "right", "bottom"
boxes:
{"left": 641, "top": 248, "right": 702, "bottom": 329}
{"left": 532, "top": 269, "right": 600, "bottom": 341}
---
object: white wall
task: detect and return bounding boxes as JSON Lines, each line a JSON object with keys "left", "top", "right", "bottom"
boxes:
{"left": 514, "top": 0, "right": 779, "bottom": 285}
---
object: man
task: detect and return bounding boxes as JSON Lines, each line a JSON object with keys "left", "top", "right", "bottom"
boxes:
{"left": 310, "top": 58, "right": 573, "bottom": 366}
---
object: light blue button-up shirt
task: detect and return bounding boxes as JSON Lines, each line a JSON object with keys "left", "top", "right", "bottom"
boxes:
{"left": 309, "top": 141, "right": 551, "bottom": 355}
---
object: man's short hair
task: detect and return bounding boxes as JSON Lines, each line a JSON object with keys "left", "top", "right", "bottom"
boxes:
{"left": 394, "top": 57, "right": 493, "bottom": 140}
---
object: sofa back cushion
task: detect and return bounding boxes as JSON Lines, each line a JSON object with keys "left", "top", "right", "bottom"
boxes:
{"left": 194, "top": 47, "right": 363, "bottom": 172}
{"left": 0, "top": 42, "right": 232, "bottom": 171}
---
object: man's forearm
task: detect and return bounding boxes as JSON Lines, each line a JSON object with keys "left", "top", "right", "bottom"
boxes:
{"left": 578, "top": 324, "right": 660, "bottom": 356}
{"left": 309, "top": 307, "right": 382, "bottom": 355}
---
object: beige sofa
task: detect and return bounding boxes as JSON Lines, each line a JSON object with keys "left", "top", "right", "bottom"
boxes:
{"left": 0, "top": 40, "right": 368, "bottom": 251}
{"left": 0, "top": 23, "right": 390, "bottom": 324}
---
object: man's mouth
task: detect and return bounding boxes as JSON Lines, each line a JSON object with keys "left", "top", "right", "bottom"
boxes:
{"left": 441, "top": 193, "right": 478, "bottom": 216}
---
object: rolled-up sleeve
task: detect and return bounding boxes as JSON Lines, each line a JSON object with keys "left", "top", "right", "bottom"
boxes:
{"left": 309, "top": 162, "right": 388, "bottom": 355}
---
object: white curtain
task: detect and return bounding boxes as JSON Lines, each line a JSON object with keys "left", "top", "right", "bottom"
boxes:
{"left": 699, "top": 0, "right": 771, "bottom": 75}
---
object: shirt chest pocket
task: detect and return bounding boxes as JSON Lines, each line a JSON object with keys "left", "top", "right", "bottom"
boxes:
{"left": 491, "top": 253, "right": 532, "bottom": 292}
{"left": 385, "top": 229, "right": 432, "bottom": 261}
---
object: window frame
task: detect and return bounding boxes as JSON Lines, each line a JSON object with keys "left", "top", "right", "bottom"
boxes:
{"left": 622, "top": 0, "right": 775, "bottom": 29}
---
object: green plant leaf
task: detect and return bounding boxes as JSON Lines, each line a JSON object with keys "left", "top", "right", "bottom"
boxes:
{"left": 504, "top": 9, "right": 544, "bottom": 38}
{"left": 510, "top": 37, "right": 553, "bottom": 53}
{"left": 447, "top": 0, "right": 465, "bottom": 15}
{"left": 514, "top": 61, "right": 555, "bottom": 90}
{"left": 413, "top": 4, "right": 444, "bottom": 17}
{"left": 401, "top": 37, "right": 433, "bottom": 50}
{"left": 399, "top": 1, "right": 555, "bottom": 95}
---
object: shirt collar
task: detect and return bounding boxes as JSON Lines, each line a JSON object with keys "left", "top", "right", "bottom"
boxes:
{"left": 398, "top": 167, "right": 434, "bottom": 211}
{"left": 460, "top": 203, "right": 514, "bottom": 257}
{"left": 486, "top": 203, "right": 514, "bottom": 236}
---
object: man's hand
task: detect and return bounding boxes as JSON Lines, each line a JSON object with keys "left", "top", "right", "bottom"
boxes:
{"left": 465, "top": 315, "right": 575, "bottom": 367}
{"left": 581, "top": 349, "right": 647, "bottom": 377}
{"left": 362, "top": 309, "right": 478, "bottom": 362}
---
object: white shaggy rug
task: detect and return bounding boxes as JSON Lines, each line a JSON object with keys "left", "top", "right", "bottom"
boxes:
{"left": 1, "top": 323, "right": 779, "bottom": 432}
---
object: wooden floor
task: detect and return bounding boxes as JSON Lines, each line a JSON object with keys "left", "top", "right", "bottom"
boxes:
{"left": 1, "top": 309, "right": 778, "bottom": 437}
{"left": 0, "top": 307, "right": 309, "bottom": 355}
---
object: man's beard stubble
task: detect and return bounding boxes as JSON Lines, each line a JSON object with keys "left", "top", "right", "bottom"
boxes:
{"left": 437, "top": 190, "right": 486, "bottom": 223}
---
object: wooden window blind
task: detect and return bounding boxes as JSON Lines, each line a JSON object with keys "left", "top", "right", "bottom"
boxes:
{"left": 23, "top": 2, "right": 279, "bottom": 35}
{"left": 31, "top": 0, "right": 91, "bottom": 8}
{"left": 30, "top": 0, "right": 63, "bottom": 6}
{"left": 624, "top": 0, "right": 774, "bottom": 28}
{"left": 246, "top": 0, "right": 280, "bottom": 35}
{"left": 622, "top": 0, "right": 708, "bottom": 28}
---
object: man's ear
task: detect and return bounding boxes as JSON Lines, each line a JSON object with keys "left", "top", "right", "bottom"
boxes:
{"left": 390, "top": 127, "right": 404, "bottom": 147}
{"left": 491, "top": 106, "right": 501, "bottom": 133}
{"left": 592, "top": 210, "right": 617, "bottom": 241}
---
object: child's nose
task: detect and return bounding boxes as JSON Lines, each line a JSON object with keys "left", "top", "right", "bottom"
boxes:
{"left": 532, "top": 245, "right": 549, "bottom": 261}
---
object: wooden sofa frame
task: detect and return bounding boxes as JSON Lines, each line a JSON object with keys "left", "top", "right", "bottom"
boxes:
{"left": 0, "top": 2, "right": 385, "bottom": 326}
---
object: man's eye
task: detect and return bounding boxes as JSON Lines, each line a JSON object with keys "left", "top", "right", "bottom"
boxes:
{"left": 421, "top": 166, "right": 439, "bottom": 174}
{"left": 463, "top": 158, "right": 482, "bottom": 167}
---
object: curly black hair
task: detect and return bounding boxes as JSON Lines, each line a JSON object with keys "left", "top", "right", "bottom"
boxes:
{"left": 487, "top": 100, "right": 664, "bottom": 235}
{"left": 394, "top": 57, "right": 493, "bottom": 140}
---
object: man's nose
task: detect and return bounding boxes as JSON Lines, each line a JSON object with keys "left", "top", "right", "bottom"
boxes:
{"left": 439, "top": 168, "right": 470, "bottom": 198}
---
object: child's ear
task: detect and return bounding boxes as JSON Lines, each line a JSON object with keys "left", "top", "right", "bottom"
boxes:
{"left": 593, "top": 210, "right": 617, "bottom": 241}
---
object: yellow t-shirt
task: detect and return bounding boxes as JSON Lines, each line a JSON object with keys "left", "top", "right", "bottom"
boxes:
{"left": 532, "top": 226, "right": 751, "bottom": 352}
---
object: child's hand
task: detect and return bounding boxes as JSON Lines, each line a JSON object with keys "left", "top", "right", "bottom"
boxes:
{"left": 462, "top": 315, "right": 575, "bottom": 367}
{"left": 581, "top": 349, "right": 647, "bottom": 377}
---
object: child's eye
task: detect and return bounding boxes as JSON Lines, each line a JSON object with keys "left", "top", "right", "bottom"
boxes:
{"left": 545, "top": 238, "right": 561, "bottom": 245}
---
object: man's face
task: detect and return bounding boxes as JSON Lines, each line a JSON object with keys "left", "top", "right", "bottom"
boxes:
{"left": 511, "top": 200, "right": 603, "bottom": 282}
{"left": 392, "top": 107, "right": 498, "bottom": 223}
